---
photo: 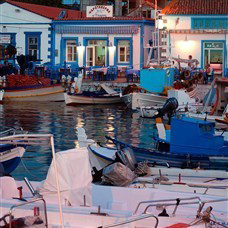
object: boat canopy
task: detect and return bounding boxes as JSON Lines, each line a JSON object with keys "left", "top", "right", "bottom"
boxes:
{"left": 100, "top": 84, "right": 118, "bottom": 95}
{"left": 39, "top": 148, "right": 92, "bottom": 206}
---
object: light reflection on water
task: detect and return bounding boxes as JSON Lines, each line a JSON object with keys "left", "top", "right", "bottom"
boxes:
{"left": 0, "top": 102, "right": 157, "bottom": 181}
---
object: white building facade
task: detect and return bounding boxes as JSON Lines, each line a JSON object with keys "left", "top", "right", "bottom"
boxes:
{"left": 51, "top": 18, "right": 154, "bottom": 70}
{"left": 0, "top": 1, "right": 154, "bottom": 71}
{"left": 0, "top": 1, "right": 51, "bottom": 64}
{"left": 161, "top": 0, "right": 228, "bottom": 77}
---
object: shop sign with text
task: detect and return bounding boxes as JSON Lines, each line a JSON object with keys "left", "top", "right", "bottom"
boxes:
{"left": 86, "top": 5, "right": 113, "bottom": 17}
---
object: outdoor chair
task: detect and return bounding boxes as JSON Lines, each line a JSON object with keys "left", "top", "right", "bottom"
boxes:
{"left": 86, "top": 66, "right": 93, "bottom": 79}
{"left": 106, "top": 67, "right": 115, "bottom": 81}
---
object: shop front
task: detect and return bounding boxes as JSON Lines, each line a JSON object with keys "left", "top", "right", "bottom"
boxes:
{"left": 53, "top": 19, "right": 154, "bottom": 71}
{"left": 202, "top": 41, "right": 225, "bottom": 75}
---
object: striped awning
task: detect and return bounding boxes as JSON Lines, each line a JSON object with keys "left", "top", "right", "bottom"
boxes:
{"left": 55, "top": 25, "right": 139, "bottom": 34}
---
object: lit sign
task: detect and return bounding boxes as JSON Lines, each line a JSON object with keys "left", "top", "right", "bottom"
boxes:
{"left": 86, "top": 5, "right": 113, "bottom": 17}
{"left": 0, "top": 35, "right": 11, "bottom": 44}
{"left": 205, "top": 42, "right": 223, "bottom": 49}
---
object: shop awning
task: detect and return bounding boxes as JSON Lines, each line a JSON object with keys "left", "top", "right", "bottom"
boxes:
{"left": 55, "top": 25, "right": 139, "bottom": 34}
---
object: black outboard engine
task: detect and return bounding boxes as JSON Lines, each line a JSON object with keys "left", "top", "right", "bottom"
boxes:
{"left": 115, "top": 147, "right": 137, "bottom": 171}
{"left": 153, "top": 97, "right": 178, "bottom": 123}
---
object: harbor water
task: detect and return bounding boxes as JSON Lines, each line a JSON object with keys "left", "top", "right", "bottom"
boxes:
{"left": 0, "top": 102, "right": 157, "bottom": 181}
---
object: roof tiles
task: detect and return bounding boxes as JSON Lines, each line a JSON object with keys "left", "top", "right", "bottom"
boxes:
{"left": 162, "top": 0, "right": 228, "bottom": 15}
{"left": 5, "top": 0, "right": 84, "bottom": 19}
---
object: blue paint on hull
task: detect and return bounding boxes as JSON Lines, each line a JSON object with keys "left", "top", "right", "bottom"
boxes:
{"left": 106, "top": 137, "right": 228, "bottom": 171}
{"left": 1, "top": 157, "right": 21, "bottom": 174}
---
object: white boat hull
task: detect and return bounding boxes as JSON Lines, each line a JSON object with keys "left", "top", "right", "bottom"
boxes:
{"left": 89, "top": 144, "right": 228, "bottom": 179}
{"left": 3, "top": 85, "right": 64, "bottom": 102}
{"left": 122, "top": 92, "right": 167, "bottom": 110}
{"left": 188, "top": 84, "right": 212, "bottom": 102}
{"left": 0, "top": 146, "right": 25, "bottom": 162}
{"left": 65, "top": 93, "right": 122, "bottom": 105}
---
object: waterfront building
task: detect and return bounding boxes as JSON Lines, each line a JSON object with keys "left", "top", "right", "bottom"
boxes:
{"left": 52, "top": 15, "right": 154, "bottom": 70}
{"left": 0, "top": 0, "right": 154, "bottom": 72}
{"left": 0, "top": 0, "right": 82, "bottom": 65}
{"left": 160, "top": 0, "right": 228, "bottom": 77}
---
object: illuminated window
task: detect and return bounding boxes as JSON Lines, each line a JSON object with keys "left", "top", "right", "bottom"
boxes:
{"left": 118, "top": 40, "right": 130, "bottom": 63}
{"left": 66, "top": 40, "right": 77, "bottom": 62}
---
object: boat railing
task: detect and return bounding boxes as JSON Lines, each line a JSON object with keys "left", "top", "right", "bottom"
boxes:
{"left": 98, "top": 213, "right": 159, "bottom": 228}
{"left": 142, "top": 198, "right": 227, "bottom": 218}
{"left": 8, "top": 197, "right": 48, "bottom": 228}
{"left": 0, "top": 127, "right": 26, "bottom": 137}
{"left": 134, "top": 196, "right": 202, "bottom": 215}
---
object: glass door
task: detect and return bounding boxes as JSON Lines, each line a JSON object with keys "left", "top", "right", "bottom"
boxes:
{"left": 203, "top": 42, "right": 224, "bottom": 67}
{"left": 86, "top": 46, "right": 94, "bottom": 66}
{"left": 86, "top": 40, "right": 107, "bottom": 67}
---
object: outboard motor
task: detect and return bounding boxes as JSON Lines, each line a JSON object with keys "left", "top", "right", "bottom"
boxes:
{"left": 115, "top": 147, "right": 137, "bottom": 171}
{"left": 153, "top": 97, "right": 179, "bottom": 123}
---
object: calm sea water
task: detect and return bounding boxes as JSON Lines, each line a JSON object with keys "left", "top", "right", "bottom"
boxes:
{"left": 0, "top": 102, "right": 157, "bottom": 181}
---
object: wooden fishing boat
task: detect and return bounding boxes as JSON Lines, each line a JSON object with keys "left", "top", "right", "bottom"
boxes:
{"left": 65, "top": 84, "right": 122, "bottom": 105}
{"left": 3, "top": 84, "right": 64, "bottom": 102}
{"left": 89, "top": 114, "right": 228, "bottom": 171}
{"left": 121, "top": 92, "right": 167, "bottom": 110}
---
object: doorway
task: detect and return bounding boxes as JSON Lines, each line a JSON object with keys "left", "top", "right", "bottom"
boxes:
{"left": 86, "top": 40, "right": 107, "bottom": 67}
{"left": 203, "top": 41, "right": 224, "bottom": 74}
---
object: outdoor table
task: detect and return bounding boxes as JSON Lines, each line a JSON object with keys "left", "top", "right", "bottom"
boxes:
{"left": 92, "top": 67, "right": 108, "bottom": 81}
{"left": 125, "top": 69, "right": 140, "bottom": 82}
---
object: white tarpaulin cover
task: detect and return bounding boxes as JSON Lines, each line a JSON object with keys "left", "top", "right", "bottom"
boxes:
{"left": 39, "top": 148, "right": 92, "bottom": 206}
{"left": 101, "top": 84, "right": 118, "bottom": 95}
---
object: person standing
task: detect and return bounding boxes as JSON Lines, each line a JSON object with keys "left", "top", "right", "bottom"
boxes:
{"left": 205, "top": 64, "right": 213, "bottom": 83}
{"left": 188, "top": 55, "right": 199, "bottom": 69}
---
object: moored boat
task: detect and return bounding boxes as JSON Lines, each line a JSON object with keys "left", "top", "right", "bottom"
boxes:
{"left": 3, "top": 84, "right": 64, "bottom": 102}
{"left": 0, "top": 128, "right": 27, "bottom": 174}
{"left": 89, "top": 114, "right": 228, "bottom": 171}
{"left": 0, "top": 134, "right": 227, "bottom": 227}
{"left": 65, "top": 83, "right": 122, "bottom": 105}
{"left": 121, "top": 92, "right": 167, "bottom": 110}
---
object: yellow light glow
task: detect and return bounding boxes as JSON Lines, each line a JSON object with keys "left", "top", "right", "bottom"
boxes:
{"left": 108, "top": 46, "right": 116, "bottom": 55}
{"left": 77, "top": 45, "right": 84, "bottom": 54}
{"left": 175, "top": 40, "right": 195, "bottom": 52}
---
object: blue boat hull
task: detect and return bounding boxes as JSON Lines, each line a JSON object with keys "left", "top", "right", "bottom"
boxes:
{"left": 107, "top": 137, "right": 228, "bottom": 171}
{"left": 0, "top": 144, "right": 26, "bottom": 174}
{"left": 1, "top": 157, "right": 21, "bottom": 174}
